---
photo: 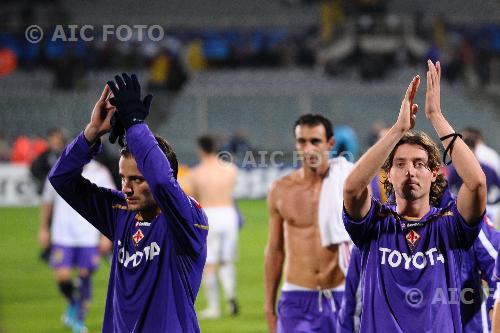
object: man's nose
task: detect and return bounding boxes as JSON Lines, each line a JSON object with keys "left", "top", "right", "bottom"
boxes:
{"left": 122, "top": 181, "right": 133, "bottom": 195}
{"left": 406, "top": 164, "right": 417, "bottom": 176}
{"left": 303, "top": 143, "right": 316, "bottom": 154}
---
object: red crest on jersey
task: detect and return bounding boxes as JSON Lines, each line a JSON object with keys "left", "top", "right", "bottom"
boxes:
{"left": 132, "top": 229, "right": 144, "bottom": 246}
{"left": 406, "top": 229, "right": 420, "bottom": 247}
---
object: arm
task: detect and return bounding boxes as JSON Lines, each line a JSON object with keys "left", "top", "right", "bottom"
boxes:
{"left": 126, "top": 124, "right": 208, "bottom": 254}
{"left": 493, "top": 297, "right": 500, "bottom": 332}
{"left": 49, "top": 85, "right": 123, "bottom": 240}
{"left": 338, "top": 246, "right": 362, "bottom": 332}
{"left": 264, "top": 182, "right": 285, "bottom": 333}
{"left": 343, "top": 75, "right": 421, "bottom": 219}
{"left": 424, "top": 60, "right": 486, "bottom": 224}
{"left": 38, "top": 202, "right": 52, "bottom": 249}
{"left": 108, "top": 74, "right": 208, "bottom": 254}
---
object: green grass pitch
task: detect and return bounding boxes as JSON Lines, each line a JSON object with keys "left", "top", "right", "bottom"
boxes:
{"left": 0, "top": 199, "right": 269, "bottom": 333}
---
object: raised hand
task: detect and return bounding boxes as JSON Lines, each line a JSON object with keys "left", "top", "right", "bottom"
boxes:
{"left": 107, "top": 73, "right": 153, "bottom": 130}
{"left": 425, "top": 60, "right": 441, "bottom": 119}
{"left": 395, "top": 75, "right": 420, "bottom": 132}
{"left": 84, "top": 85, "right": 116, "bottom": 143}
{"left": 108, "top": 112, "right": 125, "bottom": 146}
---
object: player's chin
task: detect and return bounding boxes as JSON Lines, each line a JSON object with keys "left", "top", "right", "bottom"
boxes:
{"left": 126, "top": 203, "right": 140, "bottom": 211}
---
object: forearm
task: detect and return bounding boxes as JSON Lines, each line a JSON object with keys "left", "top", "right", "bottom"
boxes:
{"left": 49, "top": 133, "right": 117, "bottom": 239}
{"left": 84, "top": 124, "right": 101, "bottom": 145}
{"left": 39, "top": 203, "right": 52, "bottom": 231}
{"left": 492, "top": 297, "right": 500, "bottom": 332}
{"left": 345, "top": 125, "right": 405, "bottom": 196}
{"left": 428, "top": 113, "right": 486, "bottom": 191}
{"left": 264, "top": 249, "right": 284, "bottom": 312}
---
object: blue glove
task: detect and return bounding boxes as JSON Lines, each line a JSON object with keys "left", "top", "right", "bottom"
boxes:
{"left": 107, "top": 73, "right": 153, "bottom": 129}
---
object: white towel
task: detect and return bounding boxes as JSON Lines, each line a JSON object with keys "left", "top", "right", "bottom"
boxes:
{"left": 318, "top": 157, "right": 354, "bottom": 248}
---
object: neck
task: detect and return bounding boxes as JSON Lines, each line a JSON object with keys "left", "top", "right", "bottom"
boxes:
{"left": 138, "top": 206, "right": 161, "bottom": 221}
{"left": 395, "top": 196, "right": 431, "bottom": 219}
{"left": 301, "top": 161, "right": 330, "bottom": 182}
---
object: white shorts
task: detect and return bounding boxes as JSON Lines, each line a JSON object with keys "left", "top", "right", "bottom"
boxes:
{"left": 204, "top": 206, "right": 239, "bottom": 264}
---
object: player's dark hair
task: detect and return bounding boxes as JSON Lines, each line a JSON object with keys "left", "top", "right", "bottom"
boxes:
{"left": 120, "top": 135, "right": 178, "bottom": 179}
{"left": 294, "top": 114, "right": 333, "bottom": 140}
{"left": 197, "top": 135, "right": 217, "bottom": 154}
{"left": 381, "top": 131, "right": 447, "bottom": 207}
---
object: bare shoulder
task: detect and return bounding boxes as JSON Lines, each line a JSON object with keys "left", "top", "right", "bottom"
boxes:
{"left": 268, "top": 170, "right": 299, "bottom": 199}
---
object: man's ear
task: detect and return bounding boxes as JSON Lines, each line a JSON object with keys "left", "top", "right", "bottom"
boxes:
{"left": 386, "top": 168, "right": 393, "bottom": 184}
{"left": 328, "top": 137, "right": 335, "bottom": 150}
{"left": 431, "top": 168, "right": 439, "bottom": 182}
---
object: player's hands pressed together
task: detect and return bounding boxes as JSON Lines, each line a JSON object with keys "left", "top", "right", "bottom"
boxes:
{"left": 425, "top": 60, "right": 442, "bottom": 120}
{"left": 395, "top": 75, "right": 420, "bottom": 133}
{"left": 107, "top": 73, "right": 153, "bottom": 130}
{"left": 84, "top": 84, "right": 116, "bottom": 144}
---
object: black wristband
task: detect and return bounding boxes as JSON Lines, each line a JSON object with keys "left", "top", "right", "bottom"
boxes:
{"left": 439, "top": 133, "right": 463, "bottom": 165}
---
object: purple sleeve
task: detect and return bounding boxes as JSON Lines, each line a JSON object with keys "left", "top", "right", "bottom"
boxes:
{"left": 475, "top": 220, "right": 500, "bottom": 311}
{"left": 48, "top": 133, "right": 125, "bottom": 240}
{"left": 125, "top": 124, "right": 208, "bottom": 254}
{"left": 338, "top": 246, "right": 362, "bottom": 332}
{"left": 440, "top": 203, "right": 483, "bottom": 251}
{"left": 494, "top": 253, "right": 500, "bottom": 306}
{"left": 495, "top": 254, "right": 500, "bottom": 281}
{"left": 343, "top": 197, "right": 380, "bottom": 248}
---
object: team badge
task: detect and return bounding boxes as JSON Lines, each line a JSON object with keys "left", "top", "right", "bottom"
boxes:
{"left": 132, "top": 229, "right": 144, "bottom": 246}
{"left": 406, "top": 229, "right": 420, "bottom": 248}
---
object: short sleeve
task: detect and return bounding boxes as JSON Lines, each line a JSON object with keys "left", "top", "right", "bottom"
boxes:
{"left": 343, "top": 197, "right": 381, "bottom": 248}
{"left": 440, "top": 202, "right": 483, "bottom": 250}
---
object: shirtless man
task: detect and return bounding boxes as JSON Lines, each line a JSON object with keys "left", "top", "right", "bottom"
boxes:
{"left": 189, "top": 135, "right": 239, "bottom": 319}
{"left": 265, "top": 114, "right": 350, "bottom": 333}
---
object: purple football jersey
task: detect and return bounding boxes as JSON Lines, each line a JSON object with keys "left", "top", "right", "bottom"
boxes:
{"left": 49, "top": 124, "right": 208, "bottom": 332}
{"left": 343, "top": 198, "right": 482, "bottom": 333}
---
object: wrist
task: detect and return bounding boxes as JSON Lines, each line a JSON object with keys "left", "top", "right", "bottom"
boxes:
{"left": 426, "top": 110, "right": 443, "bottom": 121}
{"left": 84, "top": 125, "right": 100, "bottom": 144}
{"left": 390, "top": 124, "right": 407, "bottom": 137}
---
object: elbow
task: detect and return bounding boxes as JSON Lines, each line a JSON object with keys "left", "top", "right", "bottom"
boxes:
{"left": 468, "top": 172, "right": 487, "bottom": 194}
{"left": 343, "top": 179, "right": 366, "bottom": 202}
{"left": 343, "top": 178, "right": 358, "bottom": 199}
{"left": 47, "top": 166, "right": 62, "bottom": 189}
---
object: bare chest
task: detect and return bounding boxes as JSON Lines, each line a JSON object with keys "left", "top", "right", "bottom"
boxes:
{"left": 278, "top": 183, "right": 322, "bottom": 228}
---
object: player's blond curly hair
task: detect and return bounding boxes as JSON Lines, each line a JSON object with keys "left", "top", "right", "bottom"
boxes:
{"left": 381, "top": 130, "right": 448, "bottom": 206}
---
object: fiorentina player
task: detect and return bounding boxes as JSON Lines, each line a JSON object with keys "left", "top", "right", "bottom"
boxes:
{"left": 49, "top": 73, "right": 208, "bottom": 332}
{"left": 342, "top": 60, "right": 486, "bottom": 332}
